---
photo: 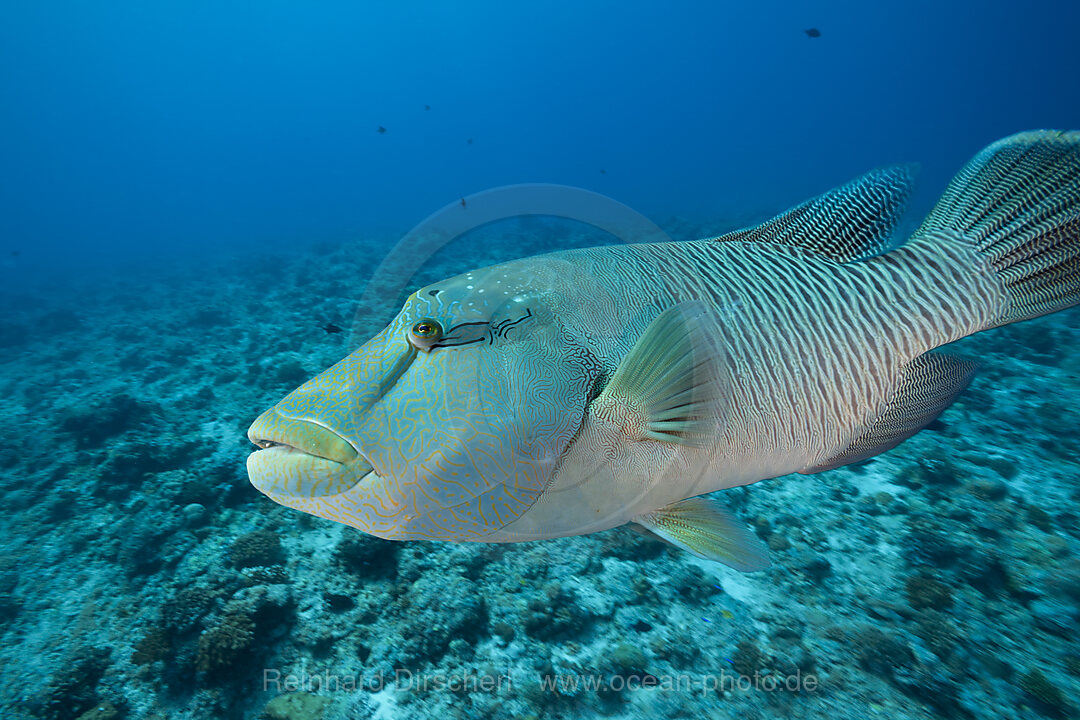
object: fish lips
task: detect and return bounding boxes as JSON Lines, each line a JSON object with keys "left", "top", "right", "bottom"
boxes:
{"left": 246, "top": 408, "right": 375, "bottom": 504}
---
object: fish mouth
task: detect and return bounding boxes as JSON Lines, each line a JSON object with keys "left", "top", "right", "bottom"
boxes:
{"left": 246, "top": 408, "right": 375, "bottom": 500}
{"left": 248, "top": 407, "right": 360, "bottom": 464}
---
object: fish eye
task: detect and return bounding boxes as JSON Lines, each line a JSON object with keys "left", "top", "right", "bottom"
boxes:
{"left": 409, "top": 319, "right": 443, "bottom": 350}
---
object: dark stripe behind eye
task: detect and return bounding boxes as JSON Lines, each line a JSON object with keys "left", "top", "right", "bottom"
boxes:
{"left": 433, "top": 336, "right": 488, "bottom": 348}
{"left": 493, "top": 308, "right": 534, "bottom": 336}
{"left": 432, "top": 321, "right": 491, "bottom": 348}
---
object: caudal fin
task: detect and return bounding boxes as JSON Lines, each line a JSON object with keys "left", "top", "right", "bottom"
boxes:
{"left": 915, "top": 130, "right": 1080, "bottom": 328}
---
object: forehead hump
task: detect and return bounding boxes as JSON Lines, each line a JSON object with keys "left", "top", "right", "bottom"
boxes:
{"left": 410, "top": 263, "right": 537, "bottom": 320}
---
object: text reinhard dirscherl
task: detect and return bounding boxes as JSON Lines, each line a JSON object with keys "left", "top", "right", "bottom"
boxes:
{"left": 262, "top": 668, "right": 819, "bottom": 696}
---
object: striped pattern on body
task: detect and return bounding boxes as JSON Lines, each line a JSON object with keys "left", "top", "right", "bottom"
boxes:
{"left": 549, "top": 234, "right": 1001, "bottom": 475}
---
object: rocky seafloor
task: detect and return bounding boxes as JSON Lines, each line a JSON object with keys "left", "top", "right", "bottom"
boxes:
{"left": 1, "top": 219, "right": 1079, "bottom": 720}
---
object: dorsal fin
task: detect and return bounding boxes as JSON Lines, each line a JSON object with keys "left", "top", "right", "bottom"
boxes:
{"left": 800, "top": 352, "right": 978, "bottom": 474}
{"left": 710, "top": 165, "right": 917, "bottom": 263}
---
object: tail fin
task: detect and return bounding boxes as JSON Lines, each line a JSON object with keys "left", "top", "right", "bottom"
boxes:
{"left": 915, "top": 130, "right": 1080, "bottom": 328}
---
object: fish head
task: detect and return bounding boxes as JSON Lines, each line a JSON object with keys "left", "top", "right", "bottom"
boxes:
{"left": 246, "top": 257, "right": 605, "bottom": 540}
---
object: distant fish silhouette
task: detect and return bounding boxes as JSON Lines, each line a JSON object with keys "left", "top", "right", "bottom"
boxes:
{"left": 467, "top": 138, "right": 474, "bottom": 145}
{"left": 377, "top": 126, "right": 387, "bottom": 134}
{"left": 425, "top": 104, "right": 431, "bottom": 111}
{"left": 600, "top": 169, "right": 607, "bottom": 175}
{"left": 804, "top": 28, "right": 821, "bottom": 38}
{"left": 460, "top": 198, "right": 467, "bottom": 208}
{"left": 323, "top": 323, "right": 343, "bottom": 335}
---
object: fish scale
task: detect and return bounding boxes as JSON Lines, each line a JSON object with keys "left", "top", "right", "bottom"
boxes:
{"left": 487, "top": 234, "right": 980, "bottom": 546}
{"left": 541, "top": 240, "right": 922, "bottom": 473}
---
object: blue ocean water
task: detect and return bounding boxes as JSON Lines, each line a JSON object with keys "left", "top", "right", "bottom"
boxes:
{"left": 1, "top": 2, "right": 1079, "bottom": 719}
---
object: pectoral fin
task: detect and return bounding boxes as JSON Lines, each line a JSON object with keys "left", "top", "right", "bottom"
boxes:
{"left": 633, "top": 496, "right": 770, "bottom": 572}
{"left": 591, "top": 301, "right": 728, "bottom": 447}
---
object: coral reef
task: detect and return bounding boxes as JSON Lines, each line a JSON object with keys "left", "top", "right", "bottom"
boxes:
{"left": 196, "top": 613, "right": 256, "bottom": 674}
{"left": 230, "top": 530, "right": 286, "bottom": 569}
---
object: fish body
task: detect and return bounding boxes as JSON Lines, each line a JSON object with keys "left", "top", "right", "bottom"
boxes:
{"left": 248, "top": 131, "right": 1080, "bottom": 570}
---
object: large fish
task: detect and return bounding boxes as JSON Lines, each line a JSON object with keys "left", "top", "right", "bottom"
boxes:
{"left": 247, "top": 131, "right": 1080, "bottom": 571}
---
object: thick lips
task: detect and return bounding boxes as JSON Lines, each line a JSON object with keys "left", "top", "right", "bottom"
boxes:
{"left": 246, "top": 408, "right": 374, "bottom": 500}
{"left": 247, "top": 407, "right": 359, "bottom": 464}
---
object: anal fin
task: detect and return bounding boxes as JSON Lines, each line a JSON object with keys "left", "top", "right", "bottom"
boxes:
{"left": 633, "top": 496, "right": 770, "bottom": 572}
{"left": 801, "top": 352, "right": 979, "bottom": 474}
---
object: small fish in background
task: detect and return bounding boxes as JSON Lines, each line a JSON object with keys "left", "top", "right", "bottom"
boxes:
{"left": 376, "top": 125, "right": 387, "bottom": 134}
{"left": 600, "top": 169, "right": 607, "bottom": 175}
{"left": 804, "top": 27, "right": 821, "bottom": 38}
{"left": 425, "top": 104, "right": 431, "bottom": 111}
{"left": 247, "top": 130, "right": 1080, "bottom": 573}
{"left": 322, "top": 323, "right": 343, "bottom": 335}
{"left": 460, "top": 198, "right": 467, "bottom": 208}
{"left": 467, "top": 137, "right": 474, "bottom": 145}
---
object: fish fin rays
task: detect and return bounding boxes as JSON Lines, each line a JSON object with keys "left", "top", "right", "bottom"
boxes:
{"left": 801, "top": 353, "right": 979, "bottom": 474}
{"left": 592, "top": 301, "right": 729, "bottom": 447}
{"left": 913, "top": 130, "right": 1080, "bottom": 327}
{"left": 711, "top": 164, "right": 916, "bottom": 263}
{"left": 633, "top": 496, "right": 771, "bottom": 572}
